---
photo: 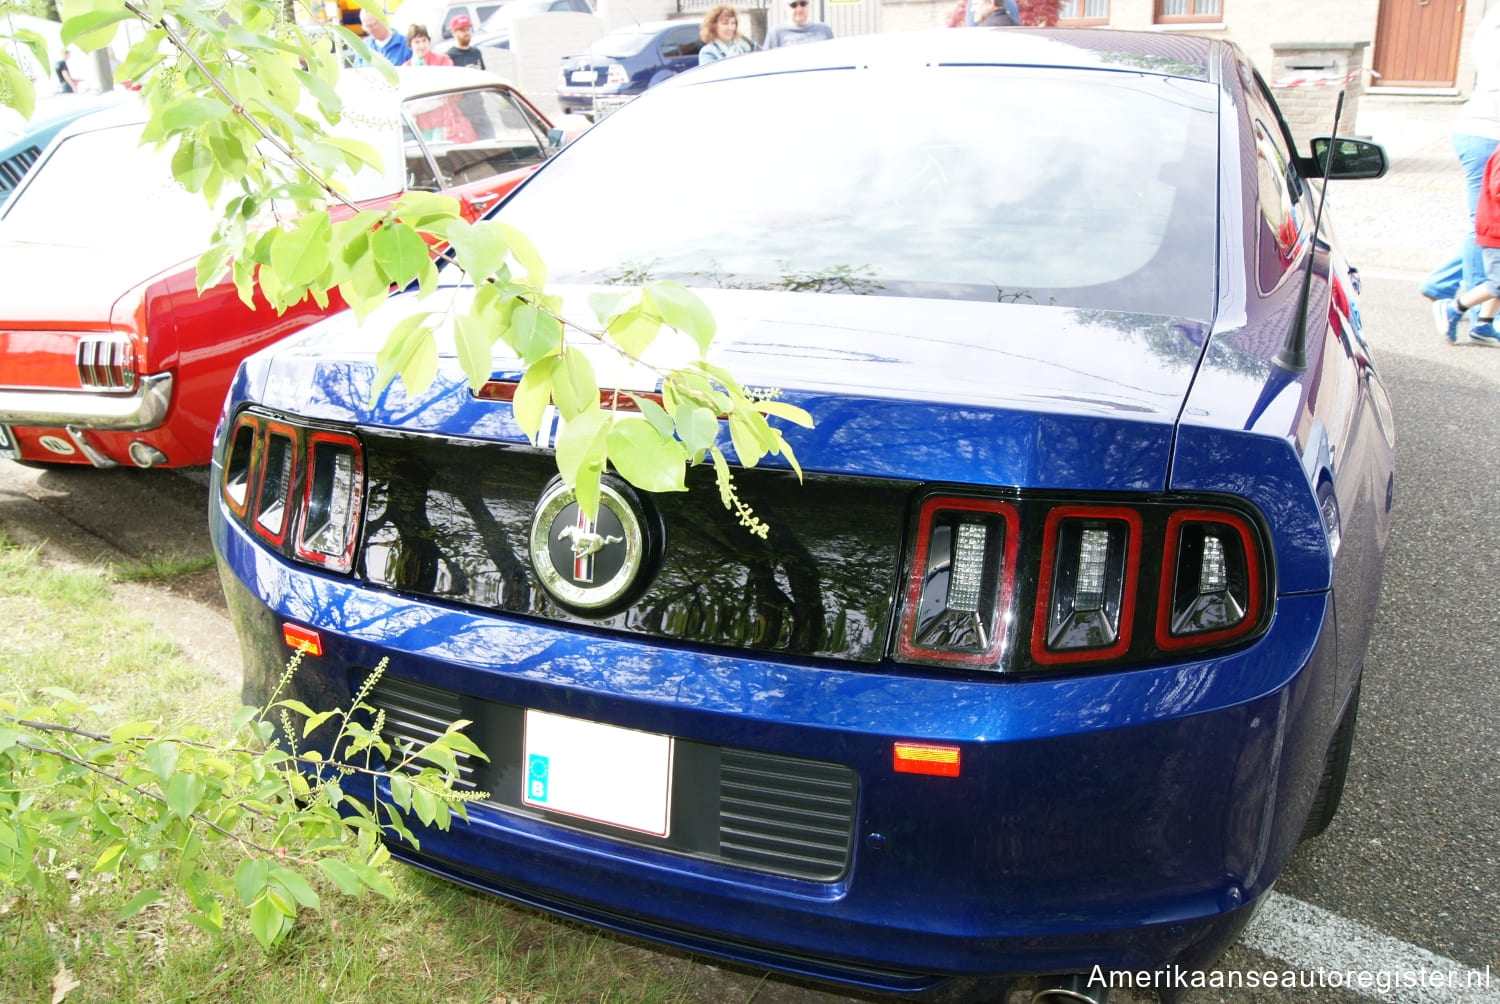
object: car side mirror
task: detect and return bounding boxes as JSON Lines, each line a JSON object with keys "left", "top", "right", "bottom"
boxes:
{"left": 1304, "top": 136, "right": 1388, "bottom": 181}
{"left": 547, "top": 126, "right": 565, "bottom": 152}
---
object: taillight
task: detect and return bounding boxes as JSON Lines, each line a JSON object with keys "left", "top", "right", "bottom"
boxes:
{"left": 897, "top": 493, "right": 1268, "bottom": 675}
{"left": 897, "top": 497, "right": 1018, "bottom": 668}
{"left": 225, "top": 410, "right": 368, "bottom": 576}
{"left": 75, "top": 336, "right": 136, "bottom": 390}
{"left": 1030, "top": 506, "right": 1141, "bottom": 665}
{"left": 221, "top": 414, "right": 259, "bottom": 518}
{"left": 251, "top": 423, "right": 298, "bottom": 546}
{"left": 294, "top": 431, "right": 365, "bottom": 573}
{"left": 606, "top": 63, "right": 627, "bottom": 85}
{"left": 1154, "top": 510, "right": 1262, "bottom": 650}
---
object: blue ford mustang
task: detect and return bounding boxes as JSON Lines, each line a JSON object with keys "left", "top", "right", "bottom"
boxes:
{"left": 211, "top": 28, "right": 1395, "bottom": 1001}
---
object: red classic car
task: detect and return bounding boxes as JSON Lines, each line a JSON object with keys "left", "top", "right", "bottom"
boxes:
{"left": 0, "top": 66, "right": 558, "bottom": 469}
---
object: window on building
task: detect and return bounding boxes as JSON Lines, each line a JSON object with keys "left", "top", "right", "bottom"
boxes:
{"left": 1157, "top": 0, "right": 1222, "bottom": 23}
{"left": 1059, "top": 0, "right": 1109, "bottom": 24}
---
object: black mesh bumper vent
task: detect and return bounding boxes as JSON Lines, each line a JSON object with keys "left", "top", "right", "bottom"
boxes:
{"left": 719, "top": 749, "right": 856, "bottom": 880}
{"left": 367, "top": 674, "right": 480, "bottom": 791}
{"left": 361, "top": 675, "right": 857, "bottom": 882}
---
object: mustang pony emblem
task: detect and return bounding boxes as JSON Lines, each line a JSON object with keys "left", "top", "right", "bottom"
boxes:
{"left": 558, "top": 524, "right": 624, "bottom": 559}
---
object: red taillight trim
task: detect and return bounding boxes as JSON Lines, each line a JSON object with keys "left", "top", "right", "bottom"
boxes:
{"left": 282, "top": 623, "right": 323, "bottom": 657}
{"left": 896, "top": 496, "right": 1019, "bottom": 667}
{"left": 893, "top": 742, "right": 961, "bottom": 777}
{"left": 220, "top": 413, "right": 260, "bottom": 519}
{"left": 293, "top": 430, "right": 365, "bottom": 574}
{"left": 1154, "top": 509, "right": 1263, "bottom": 651}
{"left": 250, "top": 421, "right": 299, "bottom": 548}
{"left": 1029, "top": 505, "right": 1142, "bottom": 666}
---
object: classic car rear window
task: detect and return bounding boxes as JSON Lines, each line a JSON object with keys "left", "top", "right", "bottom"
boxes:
{"left": 502, "top": 66, "right": 1219, "bottom": 318}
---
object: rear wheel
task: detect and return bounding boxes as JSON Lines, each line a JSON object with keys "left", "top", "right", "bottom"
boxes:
{"left": 1300, "top": 679, "right": 1361, "bottom": 841}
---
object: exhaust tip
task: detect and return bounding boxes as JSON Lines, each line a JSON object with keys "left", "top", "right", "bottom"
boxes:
{"left": 1031, "top": 974, "right": 1108, "bottom": 1004}
{"left": 128, "top": 441, "right": 168, "bottom": 468}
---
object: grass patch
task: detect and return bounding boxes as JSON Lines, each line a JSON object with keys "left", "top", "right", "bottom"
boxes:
{"left": 0, "top": 529, "right": 721, "bottom": 1004}
{"left": 110, "top": 551, "right": 219, "bottom": 585}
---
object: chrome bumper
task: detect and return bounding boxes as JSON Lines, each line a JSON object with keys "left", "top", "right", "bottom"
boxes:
{"left": 0, "top": 373, "right": 173, "bottom": 430}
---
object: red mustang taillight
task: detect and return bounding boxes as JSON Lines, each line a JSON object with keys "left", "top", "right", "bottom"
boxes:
{"left": 897, "top": 497, "right": 1018, "bottom": 667}
{"left": 252, "top": 423, "right": 298, "bottom": 547}
{"left": 220, "top": 414, "right": 259, "bottom": 518}
{"left": 75, "top": 336, "right": 136, "bottom": 391}
{"left": 1155, "top": 510, "right": 1262, "bottom": 650}
{"left": 1031, "top": 506, "right": 1141, "bottom": 665}
{"left": 898, "top": 493, "right": 1269, "bottom": 674}
{"left": 294, "top": 431, "right": 365, "bottom": 573}
{"left": 223, "top": 410, "right": 366, "bottom": 576}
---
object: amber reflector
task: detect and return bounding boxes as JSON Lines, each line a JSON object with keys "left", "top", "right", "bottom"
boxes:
{"left": 282, "top": 623, "right": 323, "bottom": 657}
{"left": 893, "top": 743, "right": 961, "bottom": 777}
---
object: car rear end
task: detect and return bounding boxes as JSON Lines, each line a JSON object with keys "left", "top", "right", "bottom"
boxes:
{"left": 210, "top": 29, "right": 1367, "bottom": 994}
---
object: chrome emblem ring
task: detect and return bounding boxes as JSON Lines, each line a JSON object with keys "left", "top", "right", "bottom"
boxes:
{"left": 529, "top": 478, "right": 646, "bottom": 611}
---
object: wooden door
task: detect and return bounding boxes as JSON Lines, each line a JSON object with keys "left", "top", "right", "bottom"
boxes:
{"left": 1373, "top": 0, "right": 1465, "bottom": 87}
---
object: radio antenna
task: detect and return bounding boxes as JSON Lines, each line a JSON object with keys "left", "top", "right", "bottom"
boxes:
{"left": 1275, "top": 90, "right": 1345, "bottom": 373}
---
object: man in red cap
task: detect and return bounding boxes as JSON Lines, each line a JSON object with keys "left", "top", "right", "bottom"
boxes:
{"left": 448, "top": 13, "right": 486, "bottom": 70}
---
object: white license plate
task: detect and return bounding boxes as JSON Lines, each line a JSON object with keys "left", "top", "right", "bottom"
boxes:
{"left": 522, "top": 709, "right": 672, "bottom": 836}
{"left": 0, "top": 425, "right": 18, "bottom": 460}
{"left": 570, "top": 69, "right": 598, "bottom": 84}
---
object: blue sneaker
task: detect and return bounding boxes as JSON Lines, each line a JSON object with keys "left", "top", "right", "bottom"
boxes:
{"left": 1468, "top": 321, "right": 1500, "bottom": 346}
{"left": 1441, "top": 299, "right": 1464, "bottom": 342}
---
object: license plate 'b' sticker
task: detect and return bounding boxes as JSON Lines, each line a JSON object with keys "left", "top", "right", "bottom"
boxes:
{"left": 527, "top": 753, "right": 550, "bottom": 803}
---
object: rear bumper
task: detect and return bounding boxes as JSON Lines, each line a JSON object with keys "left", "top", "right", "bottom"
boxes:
{"left": 213, "top": 497, "right": 1336, "bottom": 992}
{"left": 0, "top": 372, "right": 173, "bottom": 430}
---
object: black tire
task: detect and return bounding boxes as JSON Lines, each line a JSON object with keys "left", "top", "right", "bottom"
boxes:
{"left": 1300, "top": 679, "right": 1361, "bottom": 841}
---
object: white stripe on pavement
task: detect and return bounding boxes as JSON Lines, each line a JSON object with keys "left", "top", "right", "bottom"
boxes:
{"left": 1239, "top": 892, "right": 1499, "bottom": 1004}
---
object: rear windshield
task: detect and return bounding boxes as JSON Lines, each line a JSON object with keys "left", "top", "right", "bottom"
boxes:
{"left": 590, "top": 28, "right": 658, "bottom": 58}
{"left": 500, "top": 66, "right": 1220, "bottom": 318}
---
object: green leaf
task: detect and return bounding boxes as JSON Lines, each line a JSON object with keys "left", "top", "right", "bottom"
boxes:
{"left": 675, "top": 404, "right": 720, "bottom": 454}
{"left": 108, "top": 721, "right": 157, "bottom": 743}
{"left": 170, "top": 139, "right": 215, "bottom": 193}
{"left": 414, "top": 744, "right": 458, "bottom": 773}
{"left": 411, "top": 785, "right": 440, "bottom": 826}
{"left": 393, "top": 190, "right": 462, "bottom": 229}
{"left": 550, "top": 351, "right": 598, "bottom": 420}
{"left": 370, "top": 312, "right": 436, "bottom": 402}
{"left": 455, "top": 316, "right": 494, "bottom": 391}
{"left": 144, "top": 741, "right": 178, "bottom": 787}
{"left": 0, "top": 57, "right": 35, "bottom": 121}
{"left": 644, "top": 280, "right": 716, "bottom": 355}
{"left": 446, "top": 220, "right": 510, "bottom": 281}
{"left": 607, "top": 418, "right": 688, "bottom": 493}
{"left": 249, "top": 895, "right": 282, "bottom": 949}
{"left": 389, "top": 772, "right": 413, "bottom": 810}
{"left": 606, "top": 306, "right": 662, "bottom": 359}
{"left": 755, "top": 399, "right": 815, "bottom": 428}
{"left": 555, "top": 408, "right": 610, "bottom": 504}
{"left": 235, "top": 858, "right": 268, "bottom": 907}
{"left": 59, "top": 2, "right": 134, "bottom": 52}
{"left": 497, "top": 223, "right": 546, "bottom": 288}
{"left": 513, "top": 359, "right": 554, "bottom": 443}
{"left": 371, "top": 223, "right": 431, "bottom": 288}
{"left": 588, "top": 290, "right": 628, "bottom": 325}
{"left": 93, "top": 842, "right": 125, "bottom": 874}
{"left": 295, "top": 68, "right": 343, "bottom": 118}
{"left": 161, "top": 97, "right": 228, "bottom": 133}
{"left": 348, "top": 860, "right": 398, "bottom": 899}
{"left": 631, "top": 395, "right": 675, "bottom": 441}
{"left": 165, "top": 771, "right": 207, "bottom": 822}
{"left": 116, "top": 889, "right": 164, "bottom": 922}
{"left": 318, "top": 858, "right": 364, "bottom": 896}
{"left": 269, "top": 212, "right": 333, "bottom": 289}
{"left": 339, "top": 253, "right": 392, "bottom": 323}
{"left": 251, "top": 51, "right": 301, "bottom": 112}
{"left": 729, "top": 413, "right": 764, "bottom": 469}
{"left": 270, "top": 867, "right": 321, "bottom": 910}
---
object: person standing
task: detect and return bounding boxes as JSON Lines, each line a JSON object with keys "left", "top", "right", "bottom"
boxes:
{"left": 1422, "top": 2, "right": 1500, "bottom": 336}
{"left": 698, "top": 6, "right": 757, "bottom": 64}
{"left": 359, "top": 8, "right": 414, "bottom": 66}
{"left": 763, "top": 0, "right": 832, "bottom": 49}
{"left": 55, "top": 49, "right": 79, "bottom": 93}
{"left": 404, "top": 24, "right": 453, "bottom": 66}
{"left": 971, "top": 0, "right": 1018, "bottom": 26}
{"left": 446, "top": 14, "right": 486, "bottom": 70}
